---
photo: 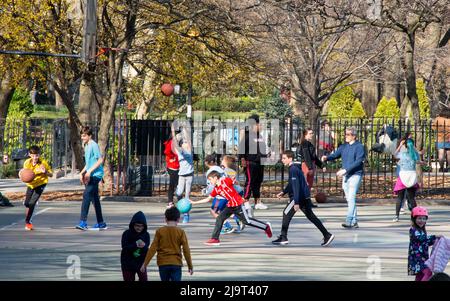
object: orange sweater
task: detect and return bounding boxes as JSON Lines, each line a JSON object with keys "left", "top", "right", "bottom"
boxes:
{"left": 144, "top": 225, "right": 193, "bottom": 270}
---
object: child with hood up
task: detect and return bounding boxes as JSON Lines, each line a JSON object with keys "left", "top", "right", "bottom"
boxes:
{"left": 121, "top": 211, "right": 150, "bottom": 281}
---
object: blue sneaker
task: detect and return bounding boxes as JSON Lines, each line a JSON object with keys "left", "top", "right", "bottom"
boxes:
{"left": 76, "top": 221, "right": 88, "bottom": 231}
{"left": 220, "top": 227, "right": 235, "bottom": 235}
{"left": 182, "top": 214, "right": 190, "bottom": 224}
{"left": 91, "top": 222, "right": 108, "bottom": 230}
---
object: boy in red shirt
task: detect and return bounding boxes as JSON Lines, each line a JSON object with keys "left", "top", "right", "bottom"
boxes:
{"left": 191, "top": 171, "right": 272, "bottom": 246}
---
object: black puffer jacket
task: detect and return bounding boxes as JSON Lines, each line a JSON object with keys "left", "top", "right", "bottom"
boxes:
{"left": 120, "top": 211, "right": 150, "bottom": 271}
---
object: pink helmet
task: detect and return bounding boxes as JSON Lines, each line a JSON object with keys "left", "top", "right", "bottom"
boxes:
{"left": 412, "top": 206, "right": 428, "bottom": 218}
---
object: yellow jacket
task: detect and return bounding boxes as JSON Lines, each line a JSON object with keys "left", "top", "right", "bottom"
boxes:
{"left": 23, "top": 158, "right": 52, "bottom": 189}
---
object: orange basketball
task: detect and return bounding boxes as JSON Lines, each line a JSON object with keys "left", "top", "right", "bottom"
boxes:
{"left": 161, "top": 83, "right": 174, "bottom": 96}
{"left": 19, "top": 168, "right": 35, "bottom": 183}
{"left": 314, "top": 192, "right": 327, "bottom": 203}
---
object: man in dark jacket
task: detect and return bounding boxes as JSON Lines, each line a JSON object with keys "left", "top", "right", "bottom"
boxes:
{"left": 272, "top": 150, "right": 334, "bottom": 247}
{"left": 238, "top": 114, "right": 270, "bottom": 211}
{"left": 322, "top": 127, "right": 366, "bottom": 228}
{"left": 121, "top": 211, "right": 150, "bottom": 281}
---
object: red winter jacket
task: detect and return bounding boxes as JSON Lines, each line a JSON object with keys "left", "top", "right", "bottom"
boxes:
{"left": 164, "top": 138, "right": 179, "bottom": 170}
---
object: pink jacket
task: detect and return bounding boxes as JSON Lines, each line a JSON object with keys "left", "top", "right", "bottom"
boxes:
{"left": 425, "top": 237, "right": 450, "bottom": 273}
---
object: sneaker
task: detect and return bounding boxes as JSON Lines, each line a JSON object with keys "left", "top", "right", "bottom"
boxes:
{"left": 25, "top": 223, "right": 33, "bottom": 231}
{"left": 392, "top": 216, "right": 399, "bottom": 222}
{"left": 204, "top": 238, "right": 220, "bottom": 246}
{"left": 0, "top": 200, "right": 14, "bottom": 207}
{"left": 272, "top": 235, "right": 289, "bottom": 245}
{"left": 400, "top": 208, "right": 405, "bottom": 215}
{"left": 182, "top": 214, "right": 190, "bottom": 224}
{"left": 76, "top": 221, "right": 88, "bottom": 231}
{"left": 342, "top": 223, "right": 359, "bottom": 229}
{"left": 220, "top": 227, "right": 235, "bottom": 235}
{"left": 91, "top": 222, "right": 108, "bottom": 230}
{"left": 264, "top": 222, "right": 273, "bottom": 238}
{"left": 321, "top": 233, "right": 335, "bottom": 247}
{"left": 255, "top": 202, "right": 268, "bottom": 210}
{"left": 235, "top": 218, "right": 245, "bottom": 233}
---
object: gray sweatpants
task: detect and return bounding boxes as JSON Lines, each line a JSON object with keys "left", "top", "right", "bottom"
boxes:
{"left": 176, "top": 175, "right": 193, "bottom": 200}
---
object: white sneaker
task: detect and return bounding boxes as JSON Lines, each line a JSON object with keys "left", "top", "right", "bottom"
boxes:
{"left": 255, "top": 202, "right": 268, "bottom": 210}
{"left": 400, "top": 208, "right": 405, "bottom": 215}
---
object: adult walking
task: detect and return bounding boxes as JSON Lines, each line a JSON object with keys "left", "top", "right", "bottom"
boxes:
{"left": 392, "top": 133, "right": 420, "bottom": 222}
{"left": 321, "top": 127, "right": 365, "bottom": 229}
{"left": 238, "top": 114, "right": 270, "bottom": 211}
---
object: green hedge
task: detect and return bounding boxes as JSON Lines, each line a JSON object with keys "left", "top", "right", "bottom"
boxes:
{"left": 193, "top": 97, "right": 260, "bottom": 112}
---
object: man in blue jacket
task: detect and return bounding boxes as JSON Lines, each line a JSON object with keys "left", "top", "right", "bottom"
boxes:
{"left": 272, "top": 150, "right": 334, "bottom": 246}
{"left": 322, "top": 127, "right": 366, "bottom": 229}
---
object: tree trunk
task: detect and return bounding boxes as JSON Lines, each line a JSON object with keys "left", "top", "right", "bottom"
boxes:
{"left": 78, "top": 79, "right": 99, "bottom": 125}
{"left": 0, "top": 80, "right": 14, "bottom": 121}
{"left": 402, "top": 31, "right": 424, "bottom": 184}
{"left": 360, "top": 80, "right": 379, "bottom": 117}
{"left": 422, "top": 23, "right": 447, "bottom": 117}
{"left": 308, "top": 106, "right": 322, "bottom": 129}
{"left": 135, "top": 90, "right": 155, "bottom": 119}
{"left": 68, "top": 118, "right": 85, "bottom": 171}
{"left": 0, "top": 77, "right": 15, "bottom": 152}
{"left": 52, "top": 80, "right": 85, "bottom": 170}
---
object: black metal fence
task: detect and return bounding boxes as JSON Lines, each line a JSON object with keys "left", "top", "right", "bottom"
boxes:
{"left": 126, "top": 116, "right": 449, "bottom": 198}
{"left": 0, "top": 118, "right": 71, "bottom": 175}
{"left": 1, "top": 116, "right": 448, "bottom": 199}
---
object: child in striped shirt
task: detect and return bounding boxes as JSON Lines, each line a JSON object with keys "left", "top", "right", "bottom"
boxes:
{"left": 191, "top": 171, "right": 272, "bottom": 246}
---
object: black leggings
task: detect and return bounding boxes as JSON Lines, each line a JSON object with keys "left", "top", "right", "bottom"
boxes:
{"left": 167, "top": 168, "right": 179, "bottom": 204}
{"left": 24, "top": 184, "right": 46, "bottom": 223}
{"left": 243, "top": 161, "right": 264, "bottom": 200}
{"left": 281, "top": 199, "right": 330, "bottom": 238}
{"left": 396, "top": 187, "right": 417, "bottom": 216}
{"left": 212, "top": 205, "right": 268, "bottom": 240}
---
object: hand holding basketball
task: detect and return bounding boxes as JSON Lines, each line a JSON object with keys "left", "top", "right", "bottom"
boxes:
{"left": 19, "top": 168, "right": 35, "bottom": 183}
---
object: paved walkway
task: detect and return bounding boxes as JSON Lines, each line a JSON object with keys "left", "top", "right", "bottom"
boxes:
{"left": 1, "top": 201, "right": 449, "bottom": 281}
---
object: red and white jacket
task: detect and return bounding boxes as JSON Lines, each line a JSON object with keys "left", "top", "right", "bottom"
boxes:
{"left": 210, "top": 177, "right": 243, "bottom": 207}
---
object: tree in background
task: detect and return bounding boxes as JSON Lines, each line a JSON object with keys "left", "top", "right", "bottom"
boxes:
{"left": 326, "top": 86, "right": 366, "bottom": 119}
{"left": 374, "top": 96, "right": 401, "bottom": 119}
{"left": 259, "top": 89, "right": 293, "bottom": 120}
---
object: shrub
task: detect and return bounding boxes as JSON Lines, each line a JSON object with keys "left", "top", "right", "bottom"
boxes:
{"left": 374, "top": 96, "right": 400, "bottom": 119}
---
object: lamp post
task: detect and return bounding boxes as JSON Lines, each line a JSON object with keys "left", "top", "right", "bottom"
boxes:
{"left": 186, "top": 26, "right": 199, "bottom": 120}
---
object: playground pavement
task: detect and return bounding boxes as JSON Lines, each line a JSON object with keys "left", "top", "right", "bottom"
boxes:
{"left": 1, "top": 199, "right": 449, "bottom": 281}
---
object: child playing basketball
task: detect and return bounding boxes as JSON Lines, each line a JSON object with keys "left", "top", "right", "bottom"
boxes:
{"left": 171, "top": 125, "right": 194, "bottom": 224}
{"left": 221, "top": 155, "right": 245, "bottom": 232}
{"left": 204, "top": 155, "right": 234, "bottom": 234}
{"left": 191, "top": 171, "right": 272, "bottom": 246}
{"left": 22, "top": 145, "right": 53, "bottom": 230}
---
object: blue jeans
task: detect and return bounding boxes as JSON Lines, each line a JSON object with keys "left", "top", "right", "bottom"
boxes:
{"left": 159, "top": 265, "right": 182, "bottom": 281}
{"left": 80, "top": 177, "right": 104, "bottom": 223}
{"left": 342, "top": 174, "right": 362, "bottom": 225}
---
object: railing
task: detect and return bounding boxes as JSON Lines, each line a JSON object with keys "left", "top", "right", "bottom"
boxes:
{"left": 125, "top": 116, "right": 449, "bottom": 198}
